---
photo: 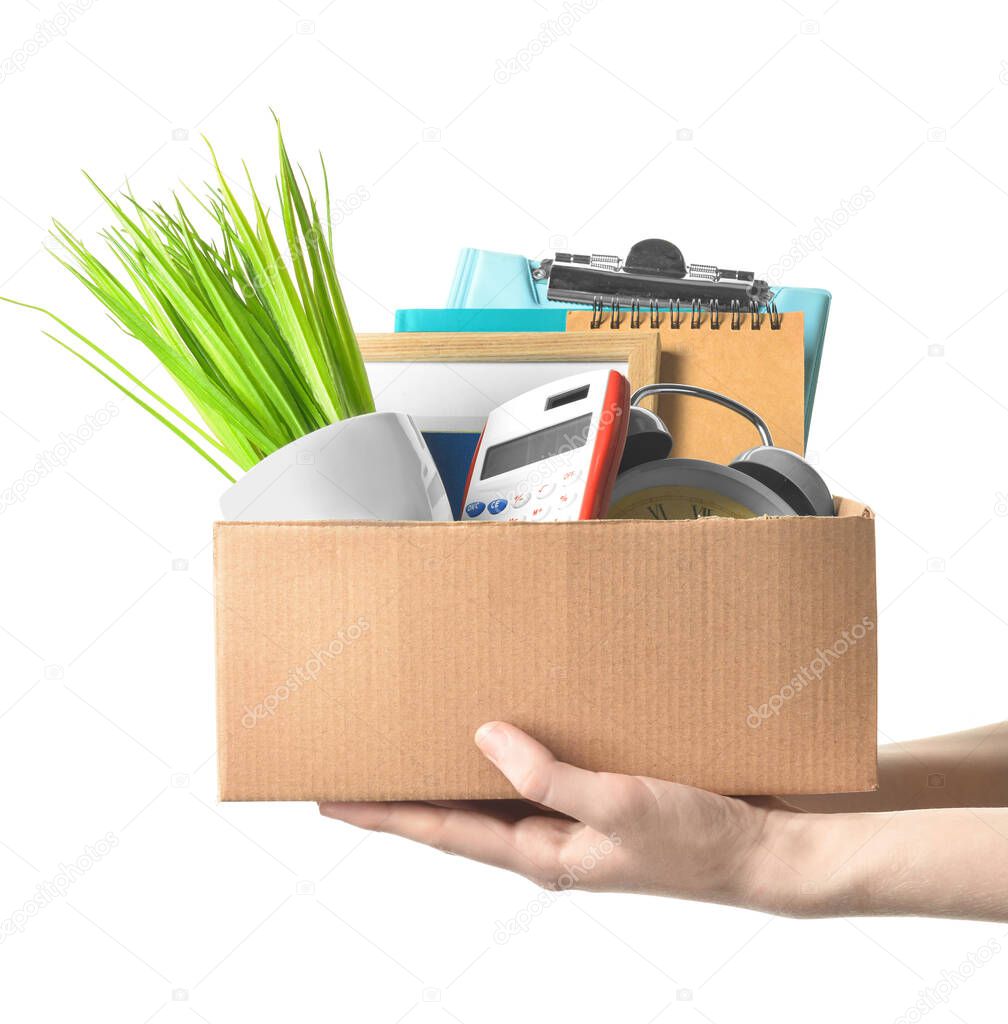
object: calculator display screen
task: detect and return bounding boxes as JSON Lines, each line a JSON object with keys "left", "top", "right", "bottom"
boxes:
{"left": 480, "top": 414, "right": 591, "bottom": 480}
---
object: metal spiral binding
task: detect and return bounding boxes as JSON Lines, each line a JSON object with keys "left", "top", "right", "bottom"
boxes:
{"left": 586, "top": 295, "right": 783, "bottom": 330}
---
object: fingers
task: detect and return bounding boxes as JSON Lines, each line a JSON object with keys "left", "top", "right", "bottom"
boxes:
{"left": 319, "top": 723, "right": 637, "bottom": 887}
{"left": 475, "top": 722, "right": 626, "bottom": 832}
{"left": 319, "top": 800, "right": 570, "bottom": 880}
{"left": 423, "top": 799, "right": 565, "bottom": 823}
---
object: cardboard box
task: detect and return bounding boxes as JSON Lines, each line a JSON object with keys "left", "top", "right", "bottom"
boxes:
{"left": 214, "top": 499, "right": 877, "bottom": 801}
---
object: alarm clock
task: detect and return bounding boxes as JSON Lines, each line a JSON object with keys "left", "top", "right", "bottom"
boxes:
{"left": 608, "top": 383, "right": 835, "bottom": 521}
{"left": 461, "top": 369, "right": 630, "bottom": 522}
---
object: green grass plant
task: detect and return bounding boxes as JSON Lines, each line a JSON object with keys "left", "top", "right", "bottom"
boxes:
{"left": 5, "top": 118, "right": 374, "bottom": 482}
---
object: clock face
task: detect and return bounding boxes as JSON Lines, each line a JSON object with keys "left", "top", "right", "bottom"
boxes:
{"left": 608, "top": 485, "right": 758, "bottom": 521}
{"left": 607, "top": 459, "right": 799, "bottom": 521}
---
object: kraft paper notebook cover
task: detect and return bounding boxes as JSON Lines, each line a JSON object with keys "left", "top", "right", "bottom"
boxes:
{"left": 564, "top": 307, "right": 806, "bottom": 461}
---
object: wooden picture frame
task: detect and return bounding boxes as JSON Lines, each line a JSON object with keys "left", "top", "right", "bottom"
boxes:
{"left": 356, "top": 331, "right": 661, "bottom": 518}
{"left": 357, "top": 331, "right": 662, "bottom": 412}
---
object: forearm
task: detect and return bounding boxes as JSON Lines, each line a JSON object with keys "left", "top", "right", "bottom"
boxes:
{"left": 757, "top": 807, "right": 1008, "bottom": 920}
{"left": 787, "top": 722, "right": 1008, "bottom": 813}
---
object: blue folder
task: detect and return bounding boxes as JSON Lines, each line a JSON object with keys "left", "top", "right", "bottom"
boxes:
{"left": 397, "top": 247, "right": 831, "bottom": 442}
{"left": 418, "top": 430, "right": 479, "bottom": 520}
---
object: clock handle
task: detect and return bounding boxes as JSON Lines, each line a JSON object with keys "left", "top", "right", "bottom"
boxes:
{"left": 629, "top": 383, "right": 774, "bottom": 448}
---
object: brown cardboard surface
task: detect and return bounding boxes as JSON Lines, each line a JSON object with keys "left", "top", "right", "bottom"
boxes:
{"left": 566, "top": 310, "right": 806, "bottom": 460}
{"left": 215, "top": 507, "right": 877, "bottom": 802}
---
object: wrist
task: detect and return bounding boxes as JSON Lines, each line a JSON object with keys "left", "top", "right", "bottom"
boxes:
{"left": 777, "top": 809, "right": 971, "bottom": 918}
{"left": 737, "top": 808, "right": 885, "bottom": 917}
{"left": 796, "top": 811, "right": 895, "bottom": 916}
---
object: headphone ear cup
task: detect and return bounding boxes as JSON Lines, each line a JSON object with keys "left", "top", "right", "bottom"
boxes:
{"left": 729, "top": 447, "right": 835, "bottom": 517}
{"left": 619, "top": 406, "right": 673, "bottom": 474}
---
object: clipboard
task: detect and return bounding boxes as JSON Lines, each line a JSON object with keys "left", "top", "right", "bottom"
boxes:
{"left": 424, "top": 241, "right": 832, "bottom": 442}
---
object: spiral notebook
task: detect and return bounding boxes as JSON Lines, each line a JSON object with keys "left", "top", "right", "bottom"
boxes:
{"left": 566, "top": 304, "right": 805, "bottom": 461}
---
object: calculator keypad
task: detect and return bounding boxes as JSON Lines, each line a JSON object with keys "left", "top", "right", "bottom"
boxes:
{"left": 471, "top": 454, "right": 594, "bottom": 520}
{"left": 465, "top": 477, "right": 584, "bottom": 521}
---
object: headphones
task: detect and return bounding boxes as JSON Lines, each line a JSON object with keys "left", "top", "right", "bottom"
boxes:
{"left": 612, "top": 383, "right": 835, "bottom": 519}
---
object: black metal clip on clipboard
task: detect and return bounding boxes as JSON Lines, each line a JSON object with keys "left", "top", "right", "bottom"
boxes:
{"left": 534, "top": 238, "right": 780, "bottom": 330}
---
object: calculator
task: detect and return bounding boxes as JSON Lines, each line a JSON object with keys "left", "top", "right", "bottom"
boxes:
{"left": 461, "top": 369, "right": 630, "bottom": 522}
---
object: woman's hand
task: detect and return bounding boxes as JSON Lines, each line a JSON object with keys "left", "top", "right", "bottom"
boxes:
{"left": 320, "top": 722, "right": 1008, "bottom": 921}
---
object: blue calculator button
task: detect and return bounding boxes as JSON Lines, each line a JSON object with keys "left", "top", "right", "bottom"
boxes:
{"left": 487, "top": 497, "right": 508, "bottom": 515}
{"left": 464, "top": 500, "right": 486, "bottom": 518}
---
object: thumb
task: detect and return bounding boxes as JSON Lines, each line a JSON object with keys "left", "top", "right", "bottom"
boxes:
{"left": 474, "top": 722, "right": 614, "bottom": 830}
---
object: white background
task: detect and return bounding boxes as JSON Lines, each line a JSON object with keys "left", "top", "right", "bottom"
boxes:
{"left": 1, "top": 0, "right": 1007, "bottom": 1020}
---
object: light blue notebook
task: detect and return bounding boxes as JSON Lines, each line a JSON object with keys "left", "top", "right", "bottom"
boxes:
{"left": 398, "top": 247, "right": 831, "bottom": 442}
